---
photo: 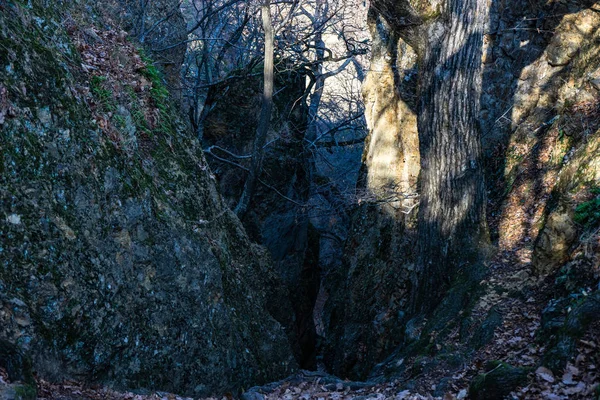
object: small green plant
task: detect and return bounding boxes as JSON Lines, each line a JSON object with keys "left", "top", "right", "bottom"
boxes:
{"left": 112, "top": 114, "right": 126, "bottom": 129}
{"left": 574, "top": 187, "right": 600, "bottom": 228}
{"left": 123, "top": 85, "right": 152, "bottom": 135}
{"left": 138, "top": 50, "right": 175, "bottom": 134}
{"left": 90, "top": 75, "right": 116, "bottom": 112}
{"left": 556, "top": 264, "right": 577, "bottom": 289}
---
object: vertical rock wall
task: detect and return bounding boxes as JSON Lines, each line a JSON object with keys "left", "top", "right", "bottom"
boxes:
{"left": 321, "top": 12, "right": 420, "bottom": 379}
{"left": 201, "top": 67, "right": 321, "bottom": 369}
{"left": 0, "top": 0, "right": 295, "bottom": 395}
{"left": 323, "top": 0, "right": 600, "bottom": 380}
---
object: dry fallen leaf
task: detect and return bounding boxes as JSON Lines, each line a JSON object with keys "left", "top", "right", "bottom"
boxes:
{"left": 536, "top": 366, "right": 555, "bottom": 383}
{"left": 562, "top": 371, "right": 574, "bottom": 385}
{"left": 563, "top": 382, "right": 586, "bottom": 395}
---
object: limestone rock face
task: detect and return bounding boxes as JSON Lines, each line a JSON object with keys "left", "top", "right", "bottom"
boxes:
{"left": 322, "top": 14, "right": 420, "bottom": 380}
{"left": 323, "top": 0, "right": 600, "bottom": 380}
{"left": 545, "top": 9, "right": 597, "bottom": 67}
{"left": 485, "top": 2, "right": 600, "bottom": 261}
{"left": 0, "top": 0, "right": 295, "bottom": 396}
{"left": 546, "top": 32, "right": 584, "bottom": 67}
{"left": 534, "top": 208, "right": 578, "bottom": 274}
{"left": 533, "top": 131, "right": 600, "bottom": 275}
{"left": 360, "top": 42, "right": 419, "bottom": 202}
{"left": 494, "top": 4, "right": 600, "bottom": 276}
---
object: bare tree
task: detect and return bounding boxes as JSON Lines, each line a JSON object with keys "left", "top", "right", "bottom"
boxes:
{"left": 177, "top": 0, "right": 368, "bottom": 213}
{"left": 234, "top": 0, "right": 274, "bottom": 217}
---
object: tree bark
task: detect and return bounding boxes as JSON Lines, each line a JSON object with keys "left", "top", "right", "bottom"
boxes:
{"left": 371, "top": 0, "right": 491, "bottom": 311}
{"left": 235, "top": 0, "right": 274, "bottom": 217}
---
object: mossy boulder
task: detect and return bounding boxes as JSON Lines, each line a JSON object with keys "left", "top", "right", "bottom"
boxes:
{"left": 469, "top": 361, "right": 529, "bottom": 400}
{"left": 542, "top": 291, "right": 600, "bottom": 373}
{"left": 469, "top": 306, "right": 503, "bottom": 350}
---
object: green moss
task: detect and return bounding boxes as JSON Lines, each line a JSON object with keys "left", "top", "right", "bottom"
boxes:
{"left": 14, "top": 384, "right": 37, "bottom": 400}
{"left": 112, "top": 114, "right": 126, "bottom": 129}
{"left": 91, "top": 75, "right": 116, "bottom": 112}
{"left": 409, "top": 0, "right": 439, "bottom": 19}
{"left": 469, "top": 361, "right": 529, "bottom": 400}
{"left": 138, "top": 51, "right": 176, "bottom": 135}
{"left": 130, "top": 104, "right": 152, "bottom": 135}
{"left": 574, "top": 187, "right": 600, "bottom": 228}
{"left": 421, "top": 4, "right": 442, "bottom": 22}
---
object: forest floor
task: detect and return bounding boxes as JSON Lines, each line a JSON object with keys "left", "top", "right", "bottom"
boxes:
{"left": 232, "top": 244, "right": 600, "bottom": 400}
{"left": 2, "top": 239, "right": 597, "bottom": 399}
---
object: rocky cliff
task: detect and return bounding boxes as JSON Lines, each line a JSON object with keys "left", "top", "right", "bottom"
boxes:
{"left": 323, "top": 0, "right": 600, "bottom": 382}
{"left": 0, "top": 0, "right": 295, "bottom": 396}
{"left": 321, "top": 10, "right": 420, "bottom": 379}
{"left": 201, "top": 65, "right": 322, "bottom": 369}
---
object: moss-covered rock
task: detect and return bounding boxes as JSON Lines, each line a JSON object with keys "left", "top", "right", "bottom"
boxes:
{"left": 542, "top": 290, "right": 600, "bottom": 373}
{"left": 0, "top": 0, "right": 295, "bottom": 396}
{"left": 0, "top": 341, "right": 33, "bottom": 385}
{"left": 469, "top": 361, "right": 529, "bottom": 400}
{"left": 469, "top": 306, "right": 503, "bottom": 350}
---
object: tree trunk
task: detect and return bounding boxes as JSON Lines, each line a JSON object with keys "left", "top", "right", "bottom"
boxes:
{"left": 235, "top": 0, "right": 274, "bottom": 217}
{"left": 371, "top": 0, "right": 491, "bottom": 311}
{"left": 304, "top": 23, "right": 325, "bottom": 192}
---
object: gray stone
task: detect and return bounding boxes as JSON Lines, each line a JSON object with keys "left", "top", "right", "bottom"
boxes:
{"left": 241, "top": 391, "right": 266, "bottom": 400}
{"left": 0, "top": 1, "right": 296, "bottom": 397}
{"left": 36, "top": 107, "right": 52, "bottom": 128}
{"left": 546, "top": 32, "right": 583, "bottom": 66}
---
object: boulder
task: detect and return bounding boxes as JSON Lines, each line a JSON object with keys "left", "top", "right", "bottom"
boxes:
{"left": 469, "top": 361, "right": 529, "bottom": 400}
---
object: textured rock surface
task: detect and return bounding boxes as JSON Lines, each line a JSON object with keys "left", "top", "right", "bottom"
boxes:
{"left": 323, "top": 0, "right": 600, "bottom": 380}
{"left": 469, "top": 361, "right": 529, "bottom": 400}
{"left": 322, "top": 13, "right": 419, "bottom": 380}
{"left": 507, "top": 5, "right": 600, "bottom": 274}
{"left": 0, "top": 0, "right": 295, "bottom": 396}
{"left": 534, "top": 206, "right": 578, "bottom": 274}
{"left": 202, "top": 68, "right": 320, "bottom": 368}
